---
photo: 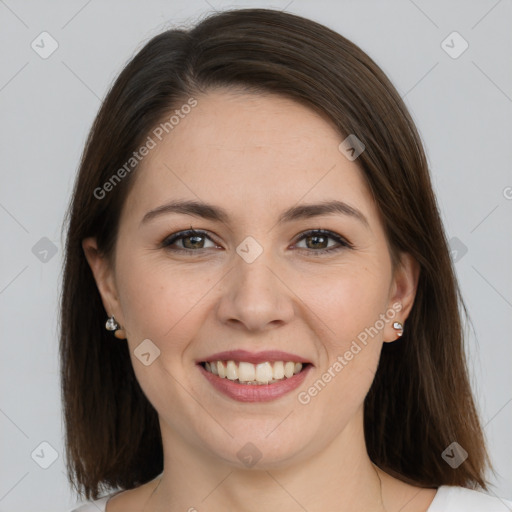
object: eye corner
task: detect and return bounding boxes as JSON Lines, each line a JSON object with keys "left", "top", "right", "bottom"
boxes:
{"left": 293, "top": 228, "right": 354, "bottom": 255}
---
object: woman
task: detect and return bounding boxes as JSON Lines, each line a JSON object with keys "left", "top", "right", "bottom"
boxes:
{"left": 62, "top": 8, "right": 511, "bottom": 512}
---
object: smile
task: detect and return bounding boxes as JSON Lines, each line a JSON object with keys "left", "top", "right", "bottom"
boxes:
{"left": 198, "top": 360, "right": 312, "bottom": 402}
{"left": 202, "top": 360, "right": 307, "bottom": 384}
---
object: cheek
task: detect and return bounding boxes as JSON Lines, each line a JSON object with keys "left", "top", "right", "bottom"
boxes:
{"left": 115, "top": 252, "right": 216, "bottom": 343}
{"left": 305, "top": 264, "right": 390, "bottom": 415}
{"left": 305, "top": 263, "right": 390, "bottom": 348}
{"left": 114, "top": 257, "right": 211, "bottom": 392}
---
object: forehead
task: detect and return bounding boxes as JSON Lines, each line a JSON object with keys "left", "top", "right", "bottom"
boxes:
{"left": 169, "top": 89, "right": 343, "bottom": 169}
{"left": 123, "top": 89, "right": 374, "bottom": 224}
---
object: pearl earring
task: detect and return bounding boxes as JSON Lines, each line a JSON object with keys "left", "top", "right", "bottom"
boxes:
{"left": 393, "top": 321, "right": 404, "bottom": 337}
{"left": 105, "top": 315, "right": 126, "bottom": 339}
{"left": 105, "top": 316, "right": 118, "bottom": 331}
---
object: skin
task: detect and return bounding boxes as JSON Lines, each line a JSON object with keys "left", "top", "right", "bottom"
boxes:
{"left": 83, "top": 89, "right": 437, "bottom": 511}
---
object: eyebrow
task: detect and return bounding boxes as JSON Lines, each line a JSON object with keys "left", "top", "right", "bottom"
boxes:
{"left": 140, "top": 199, "right": 369, "bottom": 228}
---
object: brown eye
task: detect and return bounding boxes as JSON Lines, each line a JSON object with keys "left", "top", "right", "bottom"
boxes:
{"left": 162, "top": 229, "right": 217, "bottom": 252}
{"left": 303, "top": 233, "right": 330, "bottom": 250}
{"left": 182, "top": 234, "right": 206, "bottom": 249}
{"left": 294, "top": 229, "right": 352, "bottom": 254}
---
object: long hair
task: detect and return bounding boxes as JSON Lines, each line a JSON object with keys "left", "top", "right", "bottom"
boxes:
{"left": 60, "top": 8, "right": 491, "bottom": 500}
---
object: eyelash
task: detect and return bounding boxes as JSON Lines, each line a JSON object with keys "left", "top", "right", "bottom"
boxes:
{"left": 160, "top": 228, "right": 353, "bottom": 255}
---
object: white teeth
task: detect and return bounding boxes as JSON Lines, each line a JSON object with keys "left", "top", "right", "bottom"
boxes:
{"left": 255, "top": 362, "right": 273, "bottom": 384}
{"left": 226, "top": 360, "right": 237, "bottom": 381}
{"left": 284, "top": 361, "right": 295, "bottom": 378}
{"left": 238, "top": 361, "right": 256, "bottom": 382}
{"left": 203, "top": 360, "right": 306, "bottom": 384}
{"left": 273, "top": 361, "right": 285, "bottom": 379}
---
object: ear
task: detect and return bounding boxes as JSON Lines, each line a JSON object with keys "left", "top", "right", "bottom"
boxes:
{"left": 383, "top": 252, "right": 420, "bottom": 343}
{"left": 82, "top": 237, "right": 125, "bottom": 327}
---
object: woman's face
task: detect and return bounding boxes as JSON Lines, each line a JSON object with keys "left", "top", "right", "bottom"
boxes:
{"left": 85, "top": 89, "right": 418, "bottom": 470}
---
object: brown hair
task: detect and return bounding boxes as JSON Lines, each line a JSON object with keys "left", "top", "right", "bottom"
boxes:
{"left": 60, "top": 7, "right": 492, "bottom": 500}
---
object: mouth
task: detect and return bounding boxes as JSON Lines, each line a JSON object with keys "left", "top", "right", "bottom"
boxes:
{"left": 197, "top": 356, "right": 313, "bottom": 402}
{"left": 199, "top": 360, "right": 312, "bottom": 385}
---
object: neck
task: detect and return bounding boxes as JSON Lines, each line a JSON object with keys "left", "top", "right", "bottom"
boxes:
{"left": 146, "top": 409, "right": 387, "bottom": 512}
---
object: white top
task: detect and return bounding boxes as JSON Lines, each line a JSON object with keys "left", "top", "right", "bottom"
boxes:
{"left": 68, "top": 485, "right": 512, "bottom": 511}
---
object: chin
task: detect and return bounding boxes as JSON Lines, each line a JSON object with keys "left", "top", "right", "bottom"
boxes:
{"left": 203, "top": 426, "right": 315, "bottom": 471}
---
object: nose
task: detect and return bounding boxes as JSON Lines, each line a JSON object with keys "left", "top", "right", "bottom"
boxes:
{"left": 216, "top": 246, "right": 295, "bottom": 332}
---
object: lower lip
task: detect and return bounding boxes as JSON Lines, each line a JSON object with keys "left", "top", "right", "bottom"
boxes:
{"left": 198, "top": 363, "right": 312, "bottom": 402}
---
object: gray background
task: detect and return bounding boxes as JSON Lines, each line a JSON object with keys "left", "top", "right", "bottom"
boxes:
{"left": 0, "top": 0, "right": 511, "bottom": 510}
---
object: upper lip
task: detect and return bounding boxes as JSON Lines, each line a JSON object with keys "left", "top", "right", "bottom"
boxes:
{"left": 196, "top": 349, "right": 312, "bottom": 365}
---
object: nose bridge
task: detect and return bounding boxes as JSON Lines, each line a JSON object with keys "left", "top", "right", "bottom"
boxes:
{"left": 235, "top": 245, "right": 275, "bottom": 291}
{"left": 217, "top": 235, "right": 294, "bottom": 330}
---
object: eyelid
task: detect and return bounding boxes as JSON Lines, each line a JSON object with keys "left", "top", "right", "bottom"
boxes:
{"left": 292, "top": 229, "right": 354, "bottom": 253}
{"left": 161, "top": 228, "right": 353, "bottom": 254}
{"left": 161, "top": 228, "right": 218, "bottom": 250}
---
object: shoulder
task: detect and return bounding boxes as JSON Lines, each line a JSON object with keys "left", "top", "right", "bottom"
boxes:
{"left": 429, "top": 485, "right": 512, "bottom": 511}
{"left": 67, "top": 491, "right": 119, "bottom": 512}
{"left": 68, "top": 499, "right": 107, "bottom": 511}
{"left": 67, "top": 477, "right": 161, "bottom": 512}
